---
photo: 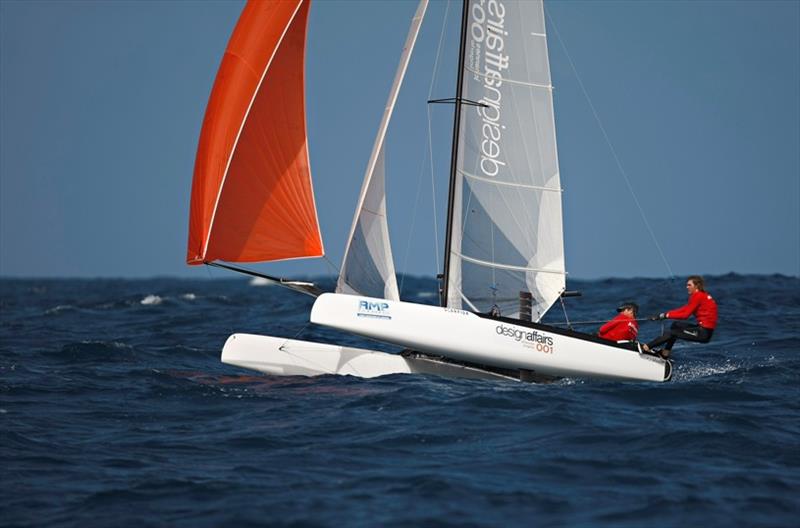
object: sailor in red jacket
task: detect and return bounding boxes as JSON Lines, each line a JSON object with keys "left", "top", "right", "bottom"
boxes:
{"left": 644, "top": 275, "right": 718, "bottom": 358}
{"left": 598, "top": 302, "right": 639, "bottom": 342}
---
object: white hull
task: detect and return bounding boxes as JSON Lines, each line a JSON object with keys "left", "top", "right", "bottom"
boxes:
{"left": 221, "top": 334, "right": 518, "bottom": 381}
{"left": 310, "top": 294, "right": 671, "bottom": 382}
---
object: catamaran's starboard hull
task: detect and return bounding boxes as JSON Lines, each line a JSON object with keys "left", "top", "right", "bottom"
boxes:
{"left": 221, "top": 334, "right": 518, "bottom": 381}
{"left": 310, "top": 294, "right": 672, "bottom": 382}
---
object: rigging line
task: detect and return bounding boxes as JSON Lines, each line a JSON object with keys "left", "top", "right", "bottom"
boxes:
{"left": 428, "top": 97, "right": 487, "bottom": 107}
{"left": 291, "top": 322, "right": 312, "bottom": 340}
{"left": 322, "top": 255, "right": 340, "bottom": 277}
{"left": 401, "top": 2, "right": 450, "bottom": 297}
{"left": 559, "top": 295, "right": 572, "bottom": 330}
{"left": 204, "top": 262, "right": 235, "bottom": 335}
{"left": 548, "top": 318, "right": 654, "bottom": 326}
{"left": 399, "top": 139, "right": 430, "bottom": 297}
{"left": 277, "top": 323, "right": 337, "bottom": 376}
{"left": 544, "top": 7, "right": 675, "bottom": 279}
{"left": 428, "top": 0, "right": 451, "bottom": 275}
{"left": 427, "top": 106, "right": 440, "bottom": 274}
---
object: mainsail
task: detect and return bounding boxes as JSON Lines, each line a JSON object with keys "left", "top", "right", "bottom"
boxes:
{"left": 444, "top": 0, "right": 566, "bottom": 320}
{"left": 187, "top": 0, "right": 323, "bottom": 265}
{"left": 336, "top": 1, "right": 429, "bottom": 300}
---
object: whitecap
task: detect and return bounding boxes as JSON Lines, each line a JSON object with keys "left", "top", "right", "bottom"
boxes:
{"left": 677, "top": 360, "right": 740, "bottom": 381}
{"left": 45, "top": 305, "right": 74, "bottom": 315}
{"left": 140, "top": 295, "right": 163, "bottom": 305}
{"left": 181, "top": 293, "right": 197, "bottom": 300}
{"left": 78, "top": 340, "right": 133, "bottom": 350}
{"left": 249, "top": 277, "right": 273, "bottom": 287}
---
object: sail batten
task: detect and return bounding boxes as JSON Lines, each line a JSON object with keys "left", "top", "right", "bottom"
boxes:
{"left": 460, "top": 169, "right": 562, "bottom": 192}
{"left": 187, "top": 0, "right": 323, "bottom": 266}
{"left": 463, "top": 66, "right": 554, "bottom": 90}
{"left": 454, "top": 252, "right": 567, "bottom": 275}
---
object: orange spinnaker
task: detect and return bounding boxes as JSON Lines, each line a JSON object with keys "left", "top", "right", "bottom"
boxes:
{"left": 187, "top": 0, "right": 323, "bottom": 265}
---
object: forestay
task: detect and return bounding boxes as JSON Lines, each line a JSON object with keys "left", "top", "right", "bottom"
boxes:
{"left": 336, "top": 1, "right": 429, "bottom": 300}
{"left": 445, "top": 0, "right": 565, "bottom": 320}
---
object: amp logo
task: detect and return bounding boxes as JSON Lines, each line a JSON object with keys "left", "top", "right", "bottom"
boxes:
{"left": 357, "top": 300, "right": 392, "bottom": 320}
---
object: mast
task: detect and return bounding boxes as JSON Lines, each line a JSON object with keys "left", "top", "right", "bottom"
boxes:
{"left": 440, "top": 0, "right": 470, "bottom": 307}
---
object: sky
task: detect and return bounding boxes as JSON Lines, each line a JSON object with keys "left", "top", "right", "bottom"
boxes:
{"left": 1, "top": 0, "right": 798, "bottom": 280}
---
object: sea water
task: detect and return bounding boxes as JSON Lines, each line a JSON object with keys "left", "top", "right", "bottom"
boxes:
{"left": 1, "top": 274, "right": 798, "bottom": 527}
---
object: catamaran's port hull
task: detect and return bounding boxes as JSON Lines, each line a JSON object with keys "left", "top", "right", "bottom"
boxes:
{"left": 221, "top": 334, "right": 518, "bottom": 381}
{"left": 310, "top": 294, "right": 671, "bottom": 383}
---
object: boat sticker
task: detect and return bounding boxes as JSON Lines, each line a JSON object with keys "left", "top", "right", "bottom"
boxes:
{"left": 640, "top": 354, "right": 663, "bottom": 365}
{"left": 495, "top": 324, "right": 554, "bottom": 354}
{"left": 357, "top": 300, "right": 391, "bottom": 320}
{"left": 469, "top": 0, "right": 511, "bottom": 179}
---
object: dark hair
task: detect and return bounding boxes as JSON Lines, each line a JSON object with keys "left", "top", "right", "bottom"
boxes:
{"left": 617, "top": 302, "right": 639, "bottom": 316}
{"left": 688, "top": 275, "right": 705, "bottom": 291}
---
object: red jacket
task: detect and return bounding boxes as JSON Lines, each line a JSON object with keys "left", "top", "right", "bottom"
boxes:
{"left": 667, "top": 290, "right": 718, "bottom": 329}
{"left": 599, "top": 313, "right": 639, "bottom": 342}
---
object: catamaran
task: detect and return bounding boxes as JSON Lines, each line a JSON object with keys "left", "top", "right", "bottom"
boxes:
{"left": 186, "top": 0, "right": 672, "bottom": 383}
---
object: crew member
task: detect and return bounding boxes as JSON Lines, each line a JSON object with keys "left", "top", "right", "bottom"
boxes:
{"left": 643, "top": 275, "right": 718, "bottom": 358}
{"left": 598, "top": 302, "right": 639, "bottom": 342}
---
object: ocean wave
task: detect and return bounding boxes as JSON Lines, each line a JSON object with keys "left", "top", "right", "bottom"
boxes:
{"left": 63, "top": 340, "right": 133, "bottom": 351}
{"left": 44, "top": 305, "right": 76, "bottom": 315}
{"left": 248, "top": 277, "right": 273, "bottom": 286}
{"left": 675, "top": 359, "right": 742, "bottom": 381}
{"left": 140, "top": 294, "right": 163, "bottom": 305}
